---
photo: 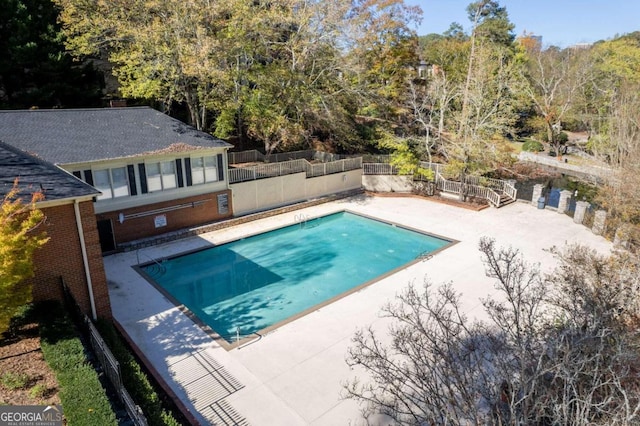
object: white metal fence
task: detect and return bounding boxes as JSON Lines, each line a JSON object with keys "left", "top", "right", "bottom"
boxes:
{"left": 363, "top": 158, "right": 514, "bottom": 207}
{"left": 229, "top": 157, "right": 362, "bottom": 183}
{"left": 363, "top": 163, "right": 399, "bottom": 175}
{"left": 305, "top": 158, "right": 362, "bottom": 177}
{"left": 229, "top": 159, "right": 307, "bottom": 182}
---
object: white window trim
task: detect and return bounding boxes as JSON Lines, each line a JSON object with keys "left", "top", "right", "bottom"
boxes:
{"left": 94, "top": 166, "right": 130, "bottom": 200}
{"left": 191, "top": 155, "right": 219, "bottom": 185}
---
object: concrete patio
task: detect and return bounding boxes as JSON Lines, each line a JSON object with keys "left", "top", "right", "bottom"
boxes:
{"left": 104, "top": 195, "right": 612, "bottom": 425}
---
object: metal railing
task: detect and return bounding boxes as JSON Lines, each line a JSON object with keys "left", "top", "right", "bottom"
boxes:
{"left": 305, "top": 158, "right": 362, "bottom": 178}
{"left": 229, "top": 159, "right": 307, "bottom": 182}
{"left": 229, "top": 157, "right": 361, "bottom": 183}
{"left": 60, "top": 278, "right": 148, "bottom": 426}
{"left": 363, "top": 163, "right": 399, "bottom": 175}
{"left": 435, "top": 173, "right": 506, "bottom": 207}
{"left": 85, "top": 317, "right": 148, "bottom": 426}
{"left": 228, "top": 149, "right": 319, "bottom": 165}
{"left": 362, "top": 159, "right": 515, "bottom": 207}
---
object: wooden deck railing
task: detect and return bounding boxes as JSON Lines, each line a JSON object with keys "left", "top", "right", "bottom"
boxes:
{"left": 227, "top": 149, "right": 320, "bottom": 164}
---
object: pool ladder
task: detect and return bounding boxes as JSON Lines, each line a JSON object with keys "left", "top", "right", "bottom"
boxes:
{"left": 136, "top": 250, "right": 167, "bottom": 277}
{"left": 294, "top": 213, "right": 310, "bottom": 228}
{"left": 416, "top": 251, "right": 434, "bottom": 261}
{"left": 294, "top": 213, "right": 319, "bottom": 229}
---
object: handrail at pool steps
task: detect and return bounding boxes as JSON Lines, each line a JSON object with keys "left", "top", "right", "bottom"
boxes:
{"left": 294, "top": 213, "right": 321, "bottom": 229}
{"left": 294, "top": 213, "right": 308, "bottom": 227}
{"left": 136, "top": 250, "right": 166, "bottom": 277}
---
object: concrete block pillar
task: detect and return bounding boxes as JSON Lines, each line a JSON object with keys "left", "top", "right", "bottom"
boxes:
{"left": 592, "top": 210, "right": 607, "bottom": 235}
{"left": 557, "top": 190, "right": 572, "bottom": 214}
{"left": 573, "top": 201, "right": 589, "bottom": 224}
{"left": 531, "top": 184, "right": 544, "bottom": 206}
{"left": 614, "top": 224, "right": 632, "bottom": 249}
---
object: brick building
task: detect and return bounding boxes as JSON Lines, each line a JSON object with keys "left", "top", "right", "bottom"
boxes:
{"left": 0, "top": 107, "right": 234, "bottom": 318}
{"left": 0, "top": 142, "right": 110, "bottom": 318}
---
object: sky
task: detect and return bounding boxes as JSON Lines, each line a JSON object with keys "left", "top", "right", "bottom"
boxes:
{"left": 405, "top": 0, "right": 640, "bottom": 48}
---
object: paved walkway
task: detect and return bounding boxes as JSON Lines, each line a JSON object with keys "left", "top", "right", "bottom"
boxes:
{"left": 104, "top": 196, "right": 611, "bottom": 425}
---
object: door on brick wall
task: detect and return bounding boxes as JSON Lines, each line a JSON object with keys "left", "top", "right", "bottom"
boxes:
{"left": 97, "top": 219, "right": 116, "bottom": 253}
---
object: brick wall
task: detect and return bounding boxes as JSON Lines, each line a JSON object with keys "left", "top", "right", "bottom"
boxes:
{"left": 97, "top": 190, "right": 232, "bottom": 244}
{"left": 31, "top": 201, "right": 112, "bottom": 319}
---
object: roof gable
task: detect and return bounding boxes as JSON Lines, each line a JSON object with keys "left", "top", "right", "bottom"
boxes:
{"left": 0, "top": 107, "right": 232, "bottom": 165}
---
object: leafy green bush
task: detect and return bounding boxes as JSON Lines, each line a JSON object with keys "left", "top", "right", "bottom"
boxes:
{"left": 540, "top": 131, "right": 568, "bottom": 144}
{"left": 1, "top": 372, "right": 30, "bottom": 390}
{"left": 37, "top": 302, "right": 117, "bottom": 426}
{"left": 96, "top": 320, "right": 182, "bottom": 426}
{"left": 521, "top": 139, "right": 544, "bottom": 152}
{"left": 29, "top": 383, "right": 48, "bottom": 399}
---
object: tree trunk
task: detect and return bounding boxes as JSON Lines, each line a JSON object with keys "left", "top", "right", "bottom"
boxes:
{"left": 458, "top": 2, "right": 486, "bottom": 140}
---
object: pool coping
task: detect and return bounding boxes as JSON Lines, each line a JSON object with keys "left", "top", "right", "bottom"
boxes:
{"left": 134, "top": 209, "right": 458, "bottom": 350}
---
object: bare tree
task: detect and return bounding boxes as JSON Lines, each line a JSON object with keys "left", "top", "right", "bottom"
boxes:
{"left": 345, "top": 238, "right": 640, "bottom": 425}
{"left": 407, "top": 67, "right": 458, "bottom": 164}
{"left": 521, "top": 45, "right": 592, "bottom": 158}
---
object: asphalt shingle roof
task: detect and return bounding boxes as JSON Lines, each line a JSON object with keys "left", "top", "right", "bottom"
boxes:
{"left": 0, "top": 107, "right": 232, "bottom": 165}
{"left": 0, "top": 140, "right": 100, "bottom": 202}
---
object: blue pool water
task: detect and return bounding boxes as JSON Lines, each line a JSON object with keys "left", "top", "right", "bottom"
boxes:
{"left": 141, "top": 211, "right": 451, "bottom": 342}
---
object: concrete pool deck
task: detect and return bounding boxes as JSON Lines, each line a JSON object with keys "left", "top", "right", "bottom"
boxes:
{"left": 104, "top": 195, "right": 612, "bottom": 425}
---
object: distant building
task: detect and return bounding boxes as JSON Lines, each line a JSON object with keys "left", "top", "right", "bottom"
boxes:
{"left": 569, "top": 43, "right": 592, "bottom": 50}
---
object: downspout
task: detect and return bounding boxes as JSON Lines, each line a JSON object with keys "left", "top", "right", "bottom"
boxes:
{"left": 74, "top": 200, "right": 97, "bottom": 320}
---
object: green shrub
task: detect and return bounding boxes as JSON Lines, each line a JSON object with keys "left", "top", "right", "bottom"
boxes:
{"left": 540, "top": 131, "right": 568, "bottom": 144}
{"left": 521, "top": 139, "right": 544, "bottom": 152}
{"left": 1, "top": 372, "right": 30, "bottom": 390}
{"left": 29, "top": 383, "right": 48, "bottom": 399}
{"left": 37, "top": 302, "right": 117, "bottom": 426}
{"left": 96, "top": 320, "right": 182, "bottom": 426}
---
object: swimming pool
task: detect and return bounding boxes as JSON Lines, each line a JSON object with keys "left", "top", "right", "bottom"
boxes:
{"left": 139, "top": 211, "right": 453, "bottom": 346}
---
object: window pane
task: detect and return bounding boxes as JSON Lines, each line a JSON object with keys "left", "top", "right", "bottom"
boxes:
{"left": 93, "top": 170, "right": 112, "bottom": 200}
{"left": 111, "top": 167, "right": 129, "bottom": 198}
{"left": 161, "top": 161, "right": 177, "bottom": 189}
{"left": 191, "top": 157, "right": 204, "bottom": 185}
{"left": 204, "top": 156, "right": 218, "bottom": 182}
{"left": 147, "top": 163, "right": 162, "bottom": 192}
{"left": 192, "top": 169, "right": 205, "bottom": 185}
